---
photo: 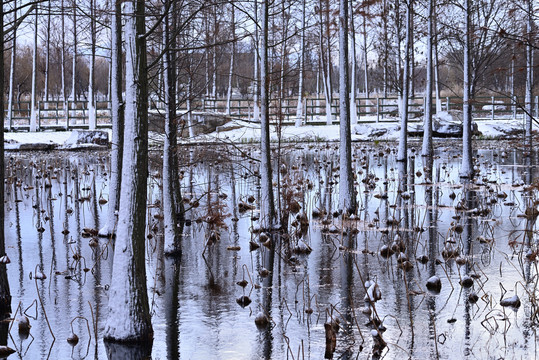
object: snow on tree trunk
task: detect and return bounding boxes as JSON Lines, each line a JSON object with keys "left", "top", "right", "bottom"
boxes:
{"left": 338, "top": 0, "right": 356, "bottom": 215}
{"left": 260, "top": 0, "right": 276, "bottom": 228}
{"left": 349, "top": 0, "right": 358, "bottom": 125}
{"left": 0, "top": 2, "right": 12, "bottom": 319}
{"left": 460, "top": 0, "right": 473, "bottom": 178}
{"left": 525, "top": 0, "right": 533, "bottom": 147}
{"left": 99, "top": 0, "right": 123, "bottom": 238}
{"left": 226, "top": 5, "right": 235, "bottom": 116}
{"left": 7, "top": 0, "right": 16, "bottom": 131}
{"left": 295, "top": 0, "right": 306, "bottom": 127}
{"left": 397, "top": 1, "right": 411, "bottom": 163}
{"left": 422, "top": 0, "right": 434, "bottom": 157}
{"left": 103, "top": 0, "right": 153, "bottom": 342}
{"left": 162, "top": 1, "right": 182, "bottom": 256}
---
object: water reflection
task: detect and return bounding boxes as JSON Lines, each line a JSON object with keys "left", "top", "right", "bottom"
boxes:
{"left": 2, "top": 144, "right": 539, "bottom": 359}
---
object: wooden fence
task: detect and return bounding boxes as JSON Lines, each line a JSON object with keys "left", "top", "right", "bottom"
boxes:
{"left": 4, "top": 95, "right": 539, "bottom": 131}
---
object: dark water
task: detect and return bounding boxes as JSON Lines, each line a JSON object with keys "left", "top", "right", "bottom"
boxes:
{"left": 3, "top": 143, "right": 539, "bottom": 359}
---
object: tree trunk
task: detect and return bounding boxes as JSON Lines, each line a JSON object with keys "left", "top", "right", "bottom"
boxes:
{"left": 397, "top": 1, "right": 411, "bottom": 163}
{"left": 295, "top": 0, "right": 306, "bottom": 127}
{"left": 260, "top": 0, "right": 276, "bottom": 228}
{"left": 226, "top": 4, "right": 235, "bottom": 115}
{"left": 338, "top": 0, "right": 356, "bottom": 215}
{"left": 349, "top": 0, "right": 358, "bottom": 125}
{"left": 525, "top": 0, "right": 533, "bottom": 147}
{"left": 460, "top": 0, "right": 474, "bottom": 178}
{"left": 88, "top": 0, "right": 97, "bottom": 130}
{"left": 253, "top": 0, "right": 260, "bottom": 122}
{"left": 0, "top": 1, "right": 12, "bottom": 320}
{"left": 44, "top": 0, "right": 51, "bottom": 106}
{"left": 30, "top": 5, "right": 38, "bottom": 132}
{"left": 103, "top": 0, "right": 153, "bottom": 342}
{"left": 162, "top": 0, "right": 182, "bottom": 256}
{"left": 7, "top": 0, "right": 16, "bottom": 131}
{"left": 61, "top": 0, "right": 68, "bottom": 122}
{"left": 362, "top": 9, "right": 368, "bottom": 97}
{"left": 71, "top": 1, "right": 77, "bottom": 104}
{"left": 422, "top": 0, "right": 434, "bottom": 157}
{"left": 99, "top": 0, "right": 124, "bottom": 238}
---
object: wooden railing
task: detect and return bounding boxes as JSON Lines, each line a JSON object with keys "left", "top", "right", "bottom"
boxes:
{"left": 4, "top": 95, "right": 538, "bottom": 131}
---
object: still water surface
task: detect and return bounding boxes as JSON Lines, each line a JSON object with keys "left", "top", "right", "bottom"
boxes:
{"left": 3, "top": 143, "right": 539, "bottom": 359}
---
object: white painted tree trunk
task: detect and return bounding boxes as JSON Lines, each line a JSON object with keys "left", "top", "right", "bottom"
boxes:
{"left": 103, "top": 0, "right": 152, "bottom": 342}
{"left": 460, "top": 0, "right": 473, "bottom": 178}
{"left": 226, "top": 5, "right": 235, "bottom": 115}
{"left": 422, "top": 0, "right": 434, "bottom": 157}
{"left": 29, "top": 6, "right": 38, "bottom": 132}
{"left": 99, "top": 0, "right": 123, "bottom": 238}
{"left": 338, "top": 0, "right": 355, "bottom": 215}
{"left": 260, "top": 0, "right": 276, "bottom": 228}
{"left": 88, "top": 0, "right": 96, "bottom": 130}
{"left": 397, "top": 1, "right": 411, "bottom": 163}
{"left": 7, "top": 0, "right": 16, "bottom": 131}
{"left": 525, "top": 0, "right": 533, "bottom": 147}
{"left": 295, "top": 0, "right": 306, "bottom": 127}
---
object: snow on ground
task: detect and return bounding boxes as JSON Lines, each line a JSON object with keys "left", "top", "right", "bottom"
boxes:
{"left": 2, "top": 117, "right": 533, "bottom": 150}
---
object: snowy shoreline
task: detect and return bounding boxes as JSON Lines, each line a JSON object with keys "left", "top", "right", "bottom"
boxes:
{"left": 2, "top": 116, "right": 532, "bottom": 151}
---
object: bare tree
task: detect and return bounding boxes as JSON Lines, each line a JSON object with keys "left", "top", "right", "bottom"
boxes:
{"left": 460, "top": 0, "right": 473, "bottom": 178}
{"left": 99, "top": 0, "right": 124, "bottom": 238}
{"left": 103, "top": 0, "right": 153, "bottom": 342}
{"left": 260, "top": 0, "right": 276, "bottom": 227}
{"left": 0, "top": 0, "right": 12, "bottom": 320}
{"left": 338, "top": 0, "right": 356, "bottom": 215}
{"left": 422, "top": 0, "right": 435, "bottom": 157}
{"left": 29, "top": 4, "right": 38, "bottom": 131}
{"left": 397, "top": 0, "right": 412, "bottom": 164}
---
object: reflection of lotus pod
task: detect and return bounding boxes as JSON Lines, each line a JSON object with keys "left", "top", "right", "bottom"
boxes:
{"left": 0, "top": 346, "right": 16, "bottom": 357}
{"left": 259, "top": 268, "right": 269, "bottom": 278}
{"left": 18, "top": 315, "right": 31, "bottom": 335}
{"left": 35, "top": 271, "right": 47, "bottom": 280}
{"left": 397, "top": 252, "right": 408, "bottom": 264}
{"left": 67, "top": 333, "right": 79, "bottom": 345}
{"left": 236, "top": 296, "right": 252, "bottom": 308}
{"left": 254, "top": 313, "right": 269, "bottom": 328}
{"left": 236, "top": 279, "right": 248, "bottom": 288}
{"left": 468, "top": 292, "right": 479, "bottom": 304}
{"left": 416, "top": 255, "right": 428, "bottom": 264}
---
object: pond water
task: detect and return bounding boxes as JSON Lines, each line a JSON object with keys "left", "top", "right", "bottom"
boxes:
{"left": 2, "top": 141, "right": 539, "bottom": 360}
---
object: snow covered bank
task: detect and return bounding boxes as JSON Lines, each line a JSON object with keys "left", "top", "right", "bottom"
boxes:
{"left": 2, "top": 116, "right": 533, "bottom": 150}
